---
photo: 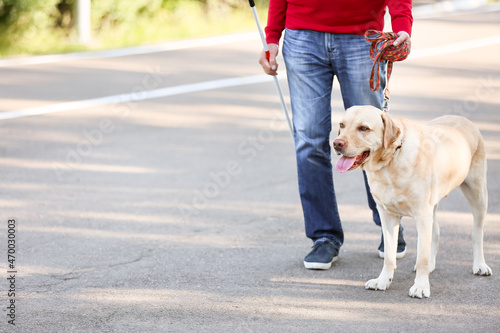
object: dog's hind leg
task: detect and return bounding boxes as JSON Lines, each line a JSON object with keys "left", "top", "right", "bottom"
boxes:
{"left": 460, "top": 146, "right": 492, "bottom": 276}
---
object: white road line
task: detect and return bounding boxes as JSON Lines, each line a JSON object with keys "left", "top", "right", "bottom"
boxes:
{"left": 409, "top": 35, "right": 500, "bottom": 59}
{"left": 0, "top": 32, "right": 259, "bottom": 68}
{"left": 1, "top": 34, "right": 499, "bottom": 120}
{"left": 0, "top": 74, "right": 273, "bottom": 120}
{"left": 413, "top": 0, "right": 488, "bottom": 19}
{"left": 412, "top": 0, "right": 500, "bottom": 19}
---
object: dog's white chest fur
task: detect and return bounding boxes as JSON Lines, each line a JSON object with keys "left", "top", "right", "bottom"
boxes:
{"left": 366, "top": 131, "right": 421, "bottom": 218}
{"left": 368, "top": 168, "right": 416, "bottom": 217}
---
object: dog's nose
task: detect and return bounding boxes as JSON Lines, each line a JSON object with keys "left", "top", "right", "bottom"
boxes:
{"left": 333, "top": 139, "right": 345, "bottom": 151}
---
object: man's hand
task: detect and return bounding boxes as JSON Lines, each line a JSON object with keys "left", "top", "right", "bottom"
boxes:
{"left": 393, "top": 31, "right": 411, "bottom": 53}
{"left": 259, "top": 43, "right": 279, "bottom": 76}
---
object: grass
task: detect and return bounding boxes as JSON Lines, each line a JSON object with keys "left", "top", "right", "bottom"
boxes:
{"left": 98, "top": 3, "right": 264, "bottom": 48}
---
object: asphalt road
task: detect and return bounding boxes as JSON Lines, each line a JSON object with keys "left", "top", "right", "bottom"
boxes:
{"left": 0, "top": 4, "right": 500, "bottom": 333}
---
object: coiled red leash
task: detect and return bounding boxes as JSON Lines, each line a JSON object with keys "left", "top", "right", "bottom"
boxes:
{"left": 365, "top": 30, "right": 410, "bottom": 111}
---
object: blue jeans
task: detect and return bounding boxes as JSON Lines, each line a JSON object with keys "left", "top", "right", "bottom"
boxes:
{"left": 282, "top": 29, "right": 386, "bottom": 247}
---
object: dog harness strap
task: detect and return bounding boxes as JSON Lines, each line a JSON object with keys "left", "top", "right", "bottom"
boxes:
{"left": 364, "top": 30, "right": 410, "bottom": 111}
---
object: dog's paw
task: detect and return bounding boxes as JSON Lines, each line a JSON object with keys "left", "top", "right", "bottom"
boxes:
{"left": 408, "top": 284, "right": 430, "bottom": 298}
{"left": 365, "top": 278, "right": 392, "bottom": 291}
{"left": 473, "top": 263, "right": 492, "bottom": 276}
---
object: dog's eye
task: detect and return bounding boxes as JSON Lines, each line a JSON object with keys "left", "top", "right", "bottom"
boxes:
{"left": 339, "top": 123, "right": 345, "bottom": 129}
{"left": 359, "top": 126, "right": 370, "bottom": 131}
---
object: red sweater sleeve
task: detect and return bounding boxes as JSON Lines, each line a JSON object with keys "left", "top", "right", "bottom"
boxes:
{"left": 265, "top": 0, "right": 413, "bottom": 45}
{"left": 388, "top": 0, "right": 413, "bottom": 35}
{"left": 265, "top": 0, "right": 287, "bottom": 45}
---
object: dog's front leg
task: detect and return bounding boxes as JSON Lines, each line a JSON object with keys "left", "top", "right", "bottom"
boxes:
{"left": 409, "top": 210, "right": 433, "bottom": 298}
{"left": 365, "top": 210, "right": 400, "bottom": 291}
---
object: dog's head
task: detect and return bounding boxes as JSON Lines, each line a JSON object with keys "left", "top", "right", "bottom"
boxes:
{"left": 333, "top": 105, "right": 401, "bottom": 173}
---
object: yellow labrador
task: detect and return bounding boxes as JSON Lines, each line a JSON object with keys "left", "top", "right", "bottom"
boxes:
{"left": 333, "top": 105, "right": 492, "bottom": 298}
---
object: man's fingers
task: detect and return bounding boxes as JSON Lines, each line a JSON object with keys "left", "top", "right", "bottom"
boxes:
{"left": 269, "top": 55, "right": 277, "bottom": 71}
{"left": 259, "top": 44, "right": 279, "bottom": 76}
{"left": 258, "top": 59, "right": 277, "bottom": 75}
{"left": 393, "top": 35, "right": 406, "bottom": 47}
{"left": 393, "top": 31, "right": 410, "bottom": 47}
{"left": 267, "top": 43, "right": 279, "bottom": 73}
{"left": 258, "top": 51, "right": 277, "bottom": 75}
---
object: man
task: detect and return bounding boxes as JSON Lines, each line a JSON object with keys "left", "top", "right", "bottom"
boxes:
{"left": 259, "top": 0, "right": 413, "bottom": 269}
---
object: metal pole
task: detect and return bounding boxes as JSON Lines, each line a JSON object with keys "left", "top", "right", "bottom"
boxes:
{"left": 76, "top": 0, "right": 91, "bottom": 44}
{"left": 248, "top": 0, "right": 294, "bottom": 139}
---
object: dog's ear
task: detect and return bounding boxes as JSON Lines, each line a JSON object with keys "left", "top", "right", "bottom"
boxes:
{"left": 381, "top": 113, "right": 401, "bottom": 149}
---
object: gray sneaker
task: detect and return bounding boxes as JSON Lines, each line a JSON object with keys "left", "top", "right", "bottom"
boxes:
{"left": 304, "top": 239, "right": 339, "bottom": 270}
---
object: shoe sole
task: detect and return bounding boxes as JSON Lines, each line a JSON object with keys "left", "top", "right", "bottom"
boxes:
{"left": 378, "top": 248, "right": 407, "bottom": 259}
{"left": 304, "top": 256, "right": 338, "bottom": 270}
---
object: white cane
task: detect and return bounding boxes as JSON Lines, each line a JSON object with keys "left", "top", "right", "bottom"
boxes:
{"left": 248, "top": 0, "right": 294, "bottom": 139}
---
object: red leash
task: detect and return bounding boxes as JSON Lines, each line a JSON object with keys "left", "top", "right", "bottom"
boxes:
{"left": 365, "top": 30, "right": 410, "bottom": 108}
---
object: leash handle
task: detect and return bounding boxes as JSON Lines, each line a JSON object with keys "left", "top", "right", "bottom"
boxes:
{"left": 365, "top": 30, "right": 409, "bottom": 111}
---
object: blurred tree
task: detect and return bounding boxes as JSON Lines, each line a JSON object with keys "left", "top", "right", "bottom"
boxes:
{"left": 0, "top": 0, "right": 61, "bottom": 51}
{"left": 57, "top": 0, "right": 74, "bottom": 29}
{"left": 91, "top": 0, "right": 164, "bottom": 33}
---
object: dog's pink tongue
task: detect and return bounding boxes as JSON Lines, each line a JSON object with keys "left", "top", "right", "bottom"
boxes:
{"left": 335, "top": 156, "right": 356, "bottom": 173}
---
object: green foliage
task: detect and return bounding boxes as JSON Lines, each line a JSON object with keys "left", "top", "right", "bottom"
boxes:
{"left": 91, "top": 0, "right": 163, "bottom": 31}
{"left": 0, "top": 0, "right": 62, "bottom": 53}
{"left": 0, "top": 0, "right": 270, "bottom": 56}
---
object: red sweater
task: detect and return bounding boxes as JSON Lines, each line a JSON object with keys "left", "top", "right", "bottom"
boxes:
{"left": 265, "top": 0, "right": 413, "bottom": 44}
